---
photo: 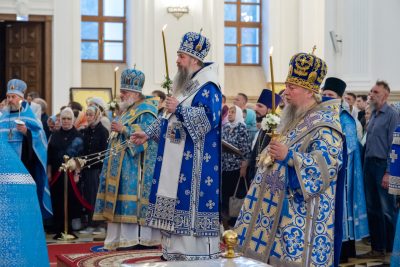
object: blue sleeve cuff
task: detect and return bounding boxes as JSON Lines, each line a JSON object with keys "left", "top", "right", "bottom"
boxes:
{"left": 282, "top": 150, "right": 293, "bottom": 165}
{"left": 175, "top": 104, "right": 184, "bottom": 121}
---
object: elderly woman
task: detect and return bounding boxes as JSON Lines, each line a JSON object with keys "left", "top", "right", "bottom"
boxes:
{"left": 78, "top": 105, "right": 109, "bottom": 234}
{"left": 221, "top": 105, "right": 251, "bottom": 228}
{"left": 47, "top": 107, "right": 84, "bottom": 239}
{"left": 87, "top": 97, "right": 111, "bottom": 133}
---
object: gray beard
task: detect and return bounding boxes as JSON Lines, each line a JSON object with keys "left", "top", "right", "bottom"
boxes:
{"left": 277, "top": 104, "right": 310, "bottom": 134}
{"left": 172, "top": 67, "right": 193, "bottom": 97}
{"left": 119, "top": 98, "right": 135, "bottom": 112}
{"left": 369, "top": 101, "right": 377, "bottom": 111}
{"left": 6, "top": 105, "right": 18, "bottom": 112}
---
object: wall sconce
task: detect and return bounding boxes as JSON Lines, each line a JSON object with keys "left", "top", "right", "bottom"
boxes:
{"left": 167, "top": 6, "right": 189, "bottom": 19}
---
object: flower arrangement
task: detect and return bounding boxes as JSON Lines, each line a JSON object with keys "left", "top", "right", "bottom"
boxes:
{"left": 107, "top": 99, "right": 119, "bottom": 118}
{"left": 261, "top": 113, "right": 281, "bottom": 132}
{"left": 161, "top": 76, "right": 172, "bottom": 95}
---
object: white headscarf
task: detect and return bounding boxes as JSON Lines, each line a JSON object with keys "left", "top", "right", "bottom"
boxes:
{"left": 60, "top": 107, "right": 75, "bottom": 130}
{"left": 226, "top": 105, "right": 245, "bottom": 128}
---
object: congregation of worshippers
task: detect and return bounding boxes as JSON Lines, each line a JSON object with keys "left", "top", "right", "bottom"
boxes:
{"left": 1, "top": 30, "right": 400, "bottom": 267}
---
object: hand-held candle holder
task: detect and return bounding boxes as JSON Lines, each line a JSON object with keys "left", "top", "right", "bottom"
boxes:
{"left": 14, "top": 100, "right": 25, "bottom": 125}
{"left": 258, "top": 126, "right": 280, "bottom": 168}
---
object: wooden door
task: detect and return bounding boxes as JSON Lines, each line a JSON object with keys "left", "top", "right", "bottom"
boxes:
{"left": 5, "top": 22, "right": 43, "bottom": 97}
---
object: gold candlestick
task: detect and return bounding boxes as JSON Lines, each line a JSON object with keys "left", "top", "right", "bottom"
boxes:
{"left": 113, "top": 66, "right": 119, "bottom": 100}
{"left": 269, "top": 46, "right": 276, "bottom": 114}
{"left": 162, "top": 24, "right": 170, "bottom": 81}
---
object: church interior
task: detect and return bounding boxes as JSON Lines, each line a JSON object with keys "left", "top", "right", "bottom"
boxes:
{"left": 1, "top": 0, "right": 400, "bottom": 266}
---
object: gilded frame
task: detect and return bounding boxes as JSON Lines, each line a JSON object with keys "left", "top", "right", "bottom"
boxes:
{"left": 70, "top": 87, "right": 112, "bottom": 109}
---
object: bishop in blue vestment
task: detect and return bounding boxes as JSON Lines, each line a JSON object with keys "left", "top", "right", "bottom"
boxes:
{"left": 0, "top": 132, "right": 49, "bottom": 266}
{"left": 94, "top": 68, "right": 161, "bottom": 250}
{"left": 234, "top": 52, "right": 345, "bottom": 267}
{"left": 0, "top": 79, "right": 52, "bottom": 220}
{"left": 132, "top": 31, "right": 222, "bottom": 260}
{"left": 322, "top": 77, "right": 369, "bottom": 263}
{"left": 389, "top": 108, "right": 400, "bottom": 266}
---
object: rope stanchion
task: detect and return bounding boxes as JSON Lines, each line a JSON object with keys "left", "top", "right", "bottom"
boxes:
{"left": 57, "top": 155, "right": 78, "bottom": 241}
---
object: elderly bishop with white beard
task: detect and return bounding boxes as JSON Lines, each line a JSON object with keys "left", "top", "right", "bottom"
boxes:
{"left": 93, "top": 69, "right": 161, "bottom": 250}
{"left": 131, "top": 31, "right": 222, "bottom": 261}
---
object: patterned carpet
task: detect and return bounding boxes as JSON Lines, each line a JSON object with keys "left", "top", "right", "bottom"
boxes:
{"left": 56, "top": 249, "right": 161, "bottom": 267}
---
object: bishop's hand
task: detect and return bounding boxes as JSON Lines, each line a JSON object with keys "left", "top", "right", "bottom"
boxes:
{"left": 16, "top": 124, "right": 27, "bottom": 135}
{"left": 130, "top": 131, "right": 149, "bottom": 145}
{"left": 268, "top": 140, "right": 288, "bottom": 161}
{"left": 165, "top": 96, "right": 179, "bottom": 113}
{"left": 111, "top": 121, "right": 123, "bottom": 133}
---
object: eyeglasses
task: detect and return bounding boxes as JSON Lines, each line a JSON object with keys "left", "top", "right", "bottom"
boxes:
{"left": 62, "top": 117, "right": 72, "bottom": 120}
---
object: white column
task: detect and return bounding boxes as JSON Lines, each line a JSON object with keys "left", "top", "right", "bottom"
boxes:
{"left": 53, "top": 0, "right": 81, "bottom": 110}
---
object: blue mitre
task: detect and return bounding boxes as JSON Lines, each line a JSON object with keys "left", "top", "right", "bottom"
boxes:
{"left": 7, "top": 79, "right": 27, "bottom": 97}
{"left": 120, "top": 68, "right": 145, "bottom": 93}
{"left": 257, "top": 89, "right": 281, "bottom": 109}
{"left": 286, "top": 52, "right": 327, "bottom": 94}
{"left": 178, "top": 31, "right": 210, "bottom": 62}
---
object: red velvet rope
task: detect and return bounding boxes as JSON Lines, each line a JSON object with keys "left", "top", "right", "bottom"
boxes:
{"left": 50, "top": 170, "right": 94, "bottom": 211}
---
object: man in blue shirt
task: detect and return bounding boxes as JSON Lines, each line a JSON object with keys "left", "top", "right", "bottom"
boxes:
{"left": 361, "top": 80, "right": 399, "bottom": 260}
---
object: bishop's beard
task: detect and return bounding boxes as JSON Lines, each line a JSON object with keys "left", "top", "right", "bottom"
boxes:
{"left": 277, "top": 103, "right": 310, "bottom": 134}
{"left": 119, "top": 97, "right": 135, "bottom": 112}
{"left": 172, "top": 66, "right": 193, "bottom": 97}
{"left": 6, "top": 104, "right": 18, "bottom": 112}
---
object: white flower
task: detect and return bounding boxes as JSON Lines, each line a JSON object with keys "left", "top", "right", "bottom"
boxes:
{"left": 107, "top": 100, "right": 118, "bottom": 110}
{"left": 261, "top": 113, "right": 281, "bottom": 131}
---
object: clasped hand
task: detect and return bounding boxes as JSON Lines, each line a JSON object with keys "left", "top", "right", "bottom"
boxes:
{"left": 111, "top": 121, "right": 123, "bottom": 133}
{"left": 268, "top": 140, "right": 288, "bottom": 161}
{"left": 130, "top": 131, "right": 148, "bottom": 145}
{"left": 165, "top": 96, "right": 179, "bottom": 113}
{"left": 16, "top": 124, "right": 27, "bottom": 135}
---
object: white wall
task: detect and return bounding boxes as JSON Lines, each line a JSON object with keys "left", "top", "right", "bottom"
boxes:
{"left": 268, "top": 0, "right": 400, "bottom": 94}
{"left": 267, "top": 0, "right": 326, "bottom": 84}
{"left": 324, "top": 0, "right": 400, "bottom": 92}
{"left": 53, "top": 0, "right": 81, "bottom": 110}
{"left": 370, "top": 0, "right": 400, "bottom": 91}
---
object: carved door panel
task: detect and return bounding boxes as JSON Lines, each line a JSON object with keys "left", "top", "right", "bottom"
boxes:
{"left": 5, "top": 22, "right": 43, "bottom": 97}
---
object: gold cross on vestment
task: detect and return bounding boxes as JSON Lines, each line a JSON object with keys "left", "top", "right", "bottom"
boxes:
{"left": 301, "top": 56, "right": 307, "bottom": 65}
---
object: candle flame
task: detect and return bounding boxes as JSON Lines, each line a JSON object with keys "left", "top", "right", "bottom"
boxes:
{"left": 114, "top": 66, "right": 119, "bottom": 72}
{"left": 269, "top": 46, "right": 274, "bottom": 55}
{"left": 162, "top": 24, "right": 168, "bottom": 31}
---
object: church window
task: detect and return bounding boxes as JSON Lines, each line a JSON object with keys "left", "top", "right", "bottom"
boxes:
{"left": 81, "top": 0, "right": 126, "bottom": 62}
{"left": 224, "top": 0, "right": 261, "bottom": 65}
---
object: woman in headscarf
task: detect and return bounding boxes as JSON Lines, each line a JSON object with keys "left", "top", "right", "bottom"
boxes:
{"left": 244, "top": 108, "right": 258, "bottom": 144}
{"left": 47, "top": 107, "right": 84, "bottom": 239}
{"left": 86, "top": 97, "right": 111, "bottom": 133}
{"left": 77, "top": 105, "right": 109, "bottom": 234}
{"left": 221, "top": 105, "right": 251, "bottom": 228}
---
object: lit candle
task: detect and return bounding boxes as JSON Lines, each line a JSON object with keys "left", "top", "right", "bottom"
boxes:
{"left": 162, "top": 24, "right": 170, "bottom": 81}
{"left": 114, "top": 66, "right": 119, "bottom": 100}
{"left": 269, "top": 46, "right": 276, "bottom": 114}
